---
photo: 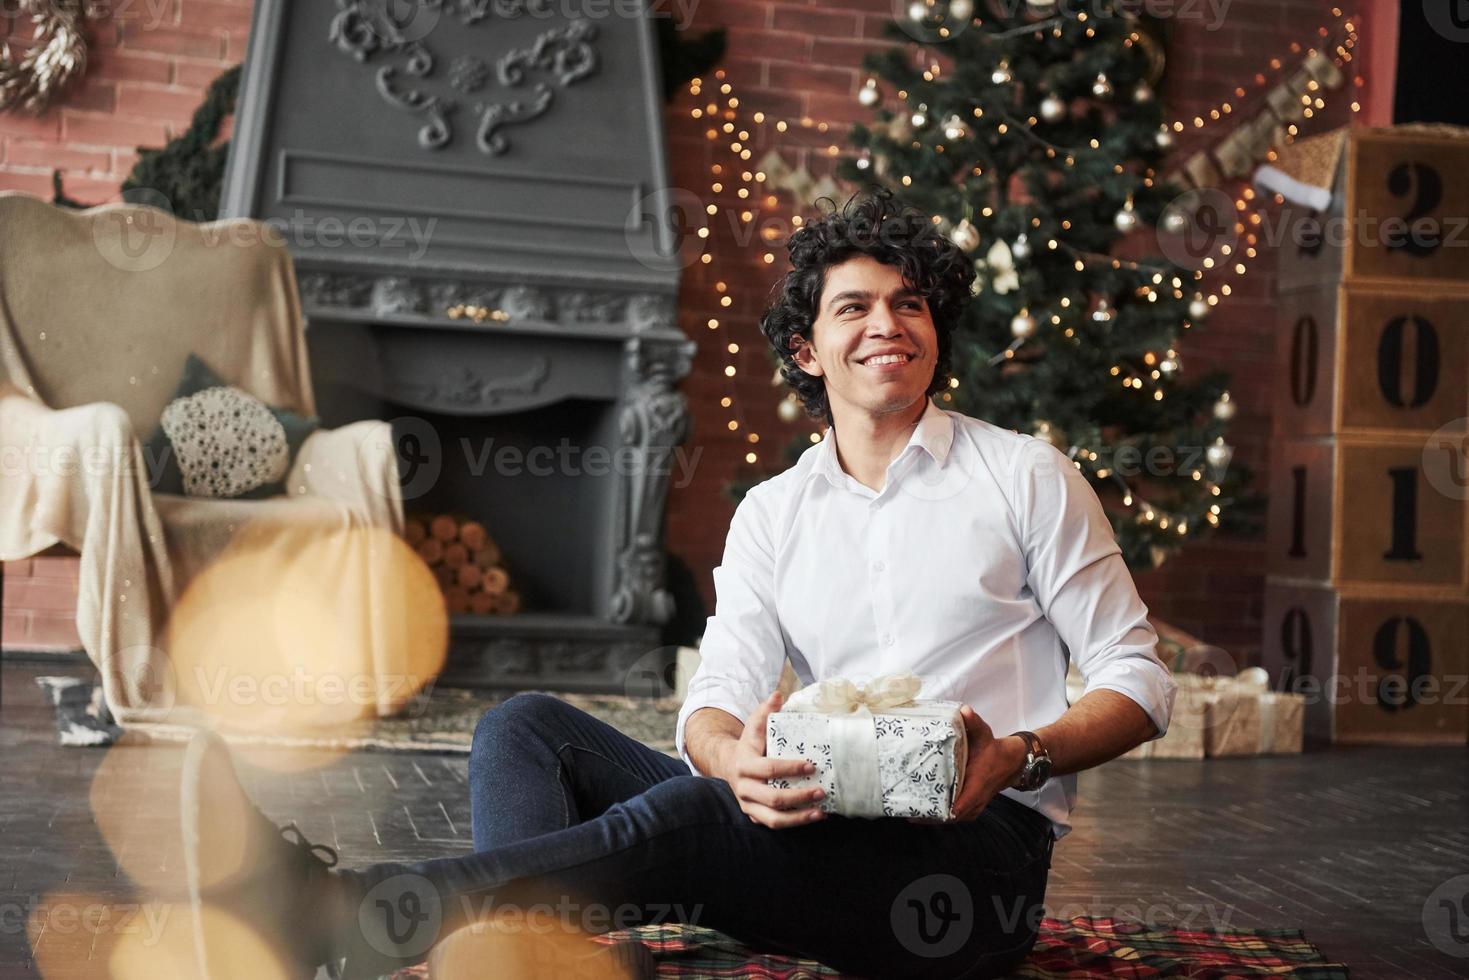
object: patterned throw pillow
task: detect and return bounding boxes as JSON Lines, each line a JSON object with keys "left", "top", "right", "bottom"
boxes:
{"left": 143, "top": 354, "right": 320, "bottom": 499}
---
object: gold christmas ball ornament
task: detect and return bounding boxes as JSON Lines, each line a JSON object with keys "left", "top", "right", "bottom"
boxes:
{"left": 778, "top": 395, "right": 802, "bottom": 423}
{"left": 943, "top": 113, "right": 969, "bottom": 141}
{"left": 1206, "top": 438, "right": 1232, "bottom": 468}
{"left": 1213, "top": 392, "right": 1236, "bottom": 420}
{"left": 1155, "top": 127, "right": 1174, "bottom": 150}
{"left": 1010, "top": 232, "right": 1030, "bottom": 259}
{"left": 907, "top": 0, "right": 928, "bottom": 21}
{"left": 1010, "top": 309, "right": 1037, "bottom": 338}
{"left": 1113, "top": 201, "right": 1138, "bottom": 234}
{"left": 1039, "top": 94, "right": 1066, "bottom": 122}
{"left": 1159, "top": 356, "right": 1179, "bottom": 375}
{"left": 1091, "top": 72, "right": 1112, "bottom": 98}
{"left": 911, "top": 103, "right": 929, "bottom": 128}
{"left": 1031, "top": 420, "right": 1066, "bottom": 448}
{"left": 1133, "top": 82, "right": 1153, "bottom": 103}
{"left": 858, "top": 77, "right": 881, "bottom": 107}
{"left": 950, "top": 218, "right": 980, "bottom": 252}
{"left": 1161, "top": 208, "right": 1188, "bottom": 235}
{"left": 1188, "top": 296, "right": 1210, "bottom": 320}
{"left": 992, "top": 60, "right": 1012, "bottom": 85}
{"left": 1031, "top": 419, "right": 1057, "bottom": 443}
{"left": 1091, "top": 298, "right": 1113, "bottom": 322}
{"left": 949, "top": 0, "right": 975, "bottom": 20}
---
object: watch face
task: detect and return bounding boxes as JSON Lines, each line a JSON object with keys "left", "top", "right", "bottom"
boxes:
{"left": 1032, "top": 758, "right": 1053, "bottom": 787}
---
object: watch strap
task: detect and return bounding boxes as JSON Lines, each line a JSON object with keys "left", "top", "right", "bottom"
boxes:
{"left": 1012, "top": 730, "right": 1049, "bottom": 791}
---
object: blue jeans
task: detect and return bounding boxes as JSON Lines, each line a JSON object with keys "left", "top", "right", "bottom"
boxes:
{"left": 335, "top": 692, "right": 1054, "bottom": 979}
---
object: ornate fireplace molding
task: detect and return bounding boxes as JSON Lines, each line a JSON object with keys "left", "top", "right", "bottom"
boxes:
{"left": 328, "top": 0, "right": 601, "bottom": 155}
{"left": 296, "top": 270, "right": 679, "bottom": 336}
{"left": 398, "top": 358, "right": 552, "bottom": 409}
{"left": 610, "top": 336, "right": 696, "bottom": 626}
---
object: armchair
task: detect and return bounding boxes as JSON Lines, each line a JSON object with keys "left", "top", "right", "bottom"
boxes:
{"left": 0, "top": 192, "right": 409, "bottom": 725}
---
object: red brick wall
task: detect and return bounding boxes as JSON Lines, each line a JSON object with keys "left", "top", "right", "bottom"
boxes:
{"left": 1, "top": 555, "right": 82, "bottom": 652}
{"left": 0, "top": 0, "right": 250, "bottom": 202}
{"left": 0, "top": 0, "right": 1382, "bottom": 670}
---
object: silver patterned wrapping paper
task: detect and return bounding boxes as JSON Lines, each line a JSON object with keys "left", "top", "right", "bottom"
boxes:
{"left": 765, "top": 701, "right": 968, "bottom": 820}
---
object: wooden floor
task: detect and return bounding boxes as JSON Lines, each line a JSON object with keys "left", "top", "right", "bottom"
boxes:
{"left": 2, "top": 659, "right": 1467, "bottom": 979}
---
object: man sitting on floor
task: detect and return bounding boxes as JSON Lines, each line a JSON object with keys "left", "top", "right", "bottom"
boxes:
{"left": 178, "top": 190, "right": 1176, "bottom": 980}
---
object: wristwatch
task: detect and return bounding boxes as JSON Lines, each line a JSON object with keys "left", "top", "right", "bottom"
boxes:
{"left": 1010, "top": 731, "right": 1053, "bottom": 792}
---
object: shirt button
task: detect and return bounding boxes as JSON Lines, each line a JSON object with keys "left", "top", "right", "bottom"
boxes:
{"left": 882, "top": 633, "right": 894, "bottom": 646}
{"left": 872, "top": 560, "right": 885, "bottom": 572}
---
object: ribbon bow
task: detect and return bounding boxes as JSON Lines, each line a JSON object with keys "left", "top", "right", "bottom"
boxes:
{"left": 784, "top": 673, "right": 924, "bottom": 715}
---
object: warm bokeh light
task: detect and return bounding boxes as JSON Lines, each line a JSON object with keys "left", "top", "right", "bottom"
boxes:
{"left": 115, "top": 903, "right": 289, "bottom": 980}
{"left": 26, "top": 892, "right": 285, "bottom": 980}
{"left": 162, "top": 524, "right": 448, "bottom": 747}
{"left": 90, "top": 745, "right": 188, "bottom": 896}
{"left": 105, "top": 901, "right": 211, "bottom": 980}
{"left": 429, "top": 914, "right": 640, "bottom": 980}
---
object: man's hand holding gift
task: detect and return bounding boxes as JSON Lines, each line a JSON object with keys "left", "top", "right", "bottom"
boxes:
{"left": 944, "top": 705, "right": 1029, "bottom": 822}
{"left": 718, "top": 692, "right": 829, "bottom": 830}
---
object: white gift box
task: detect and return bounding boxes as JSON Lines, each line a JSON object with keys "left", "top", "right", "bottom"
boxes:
{"left": 765, "top": 675, "right": 968, "bottom": 820}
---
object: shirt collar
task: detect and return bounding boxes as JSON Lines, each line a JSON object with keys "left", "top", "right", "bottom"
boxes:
{"left": 810, "top": 398, "right": 954, "bottom": 491}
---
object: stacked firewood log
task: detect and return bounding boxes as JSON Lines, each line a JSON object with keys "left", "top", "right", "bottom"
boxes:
{"left": 404, "top": 513, "right": 523, "bottom": 616}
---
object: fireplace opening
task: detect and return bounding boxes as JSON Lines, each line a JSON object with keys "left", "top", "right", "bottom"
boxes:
{"left": 393, "top": 397, "right": 619, "bottom": 620}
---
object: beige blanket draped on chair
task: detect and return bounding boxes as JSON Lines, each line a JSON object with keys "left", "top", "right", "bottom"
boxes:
{"left": 0, "top": 192, "right": 423, "bottom": 726}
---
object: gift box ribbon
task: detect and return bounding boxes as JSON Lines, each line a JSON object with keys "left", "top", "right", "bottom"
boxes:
{"left": 783, "top": 674, "right": 923, "bottom": 715}
{"left": 1258, "top": 693, "right": 1278, "bottom": 754}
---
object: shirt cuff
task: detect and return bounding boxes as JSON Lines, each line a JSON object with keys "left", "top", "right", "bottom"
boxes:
{"left": 674, "top": 698, "right": 753, "bottom": 777}
{"left": 1082, "top": 662, "right": 1178, "bottom": 741}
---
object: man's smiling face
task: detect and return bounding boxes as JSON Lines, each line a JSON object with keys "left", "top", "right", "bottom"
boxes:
{"left": 792, "top": 254, "right": 939, "bottom": 421}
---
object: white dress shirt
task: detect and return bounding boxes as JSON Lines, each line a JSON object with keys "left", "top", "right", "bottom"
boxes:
{"left": 674, "top": 396, "right": 1177, "bottom": 838}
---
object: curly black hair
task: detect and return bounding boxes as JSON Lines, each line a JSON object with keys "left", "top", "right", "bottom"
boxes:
{"left": 759, "top": 188, "right": 977, "bottom": 427}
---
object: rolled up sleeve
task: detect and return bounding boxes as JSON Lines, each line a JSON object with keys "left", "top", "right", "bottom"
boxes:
{"left": 1015, "top": 439, "right": 1177, "bottom": 739}
{"left": 674, "top": 488, "right": 788, "bottom": 774}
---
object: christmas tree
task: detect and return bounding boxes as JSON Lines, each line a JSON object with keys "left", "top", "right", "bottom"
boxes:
{"left": 790, "top": 0, "right": 1259, "bottom": 570}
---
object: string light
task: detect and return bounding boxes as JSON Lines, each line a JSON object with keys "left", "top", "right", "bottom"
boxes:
{"left": 1188, "top": 22, "right": 1358, "bottom": 307}
{"left": 1166, "top": 7, "right": 1352, "bottom": 137}
{"left": 689, "top": 71, "right": 775, "bottom": 464}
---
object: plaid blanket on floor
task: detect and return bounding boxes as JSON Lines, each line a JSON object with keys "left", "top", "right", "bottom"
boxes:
{"left": 392, "top": 917, "right": 1347, "bottom": 978}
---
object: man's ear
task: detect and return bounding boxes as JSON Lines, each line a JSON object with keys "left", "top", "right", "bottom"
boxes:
{"left": 790, "top": 332, "right": 823, "bottom": 377}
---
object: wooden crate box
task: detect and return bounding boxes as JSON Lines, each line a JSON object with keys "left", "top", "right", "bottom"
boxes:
{"left": 1266, "top": 436, "right": 1468, "bottom": 590}
{"left": 1262, "top": 579, "right": 1469, "bottom": 745}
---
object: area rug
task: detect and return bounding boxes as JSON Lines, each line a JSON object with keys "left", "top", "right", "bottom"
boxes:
{"left": 389, "top": 918, "right": 1347, "bottom": 979}
{"left": 36, "top": 676, "right": 682, "bottom": 755}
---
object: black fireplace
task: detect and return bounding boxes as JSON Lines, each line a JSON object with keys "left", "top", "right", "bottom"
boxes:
{"left": 220, "top": 0, "right": 694, "bottom": 691}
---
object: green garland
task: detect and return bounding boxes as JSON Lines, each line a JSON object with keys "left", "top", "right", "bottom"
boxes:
{"left": 51, "top": 63, "right": 239, "bottom": 217}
